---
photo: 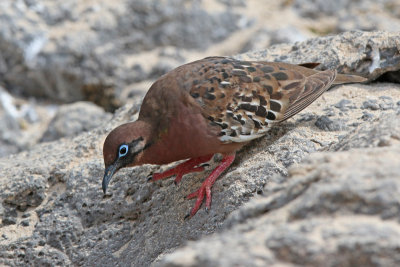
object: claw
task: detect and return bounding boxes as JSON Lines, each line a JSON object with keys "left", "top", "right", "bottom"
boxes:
{"left": 200, "top": 163, "right": 210, "bottom": 168}
{"left": 184, "top": 213, "right": 191, "bottom": 220}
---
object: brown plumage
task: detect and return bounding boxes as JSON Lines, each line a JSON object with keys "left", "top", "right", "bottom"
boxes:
{"left": 102, "top": 56, "right": 366, "bottom": 217}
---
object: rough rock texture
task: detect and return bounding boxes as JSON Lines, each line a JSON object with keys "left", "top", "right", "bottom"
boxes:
{"left": 2, "top": 0, "right": 399, "bottom": 111}
{"left": 0, "top": 86, "right": 56, "bottom": 157}
{"left": 1, "top": 0, "right": 399, "bottom": 161}
{"left": 40, "top": 102, "right": 111, "bottom": 142}
{"left": 293, "top": 0, "right": 400, "bottom": 32}
{"left": 0, "top": 0, "right": 247, "bottom": 108}
{"left": 0, "top": 91, "right": 111, "bottom": 157}
{"left": 1, "top": 31, "right": 400, "bottom": 266}
{"left": 237, "top": 31, "right": 400, "bottom": 82}
{"left": 158, "top": 113, "right": 400, "bottom": 267}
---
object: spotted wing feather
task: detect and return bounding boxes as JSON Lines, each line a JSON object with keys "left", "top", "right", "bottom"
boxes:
{"left": 186, "top": 57, "right": 336, "bottom": 143}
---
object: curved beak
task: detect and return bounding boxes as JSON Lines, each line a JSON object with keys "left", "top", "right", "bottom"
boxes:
{"left": 102, "top": 162, "right": 120, "bottom": 194}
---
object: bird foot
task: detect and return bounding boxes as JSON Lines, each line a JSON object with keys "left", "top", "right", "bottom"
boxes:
{"left": 186, "top": 184, "right": 212, "bottom": 217}
{"left": 148, "top": 155, "right": 213, "bottom": 185}
{"left": 185, "top": 154, "right": 235, "bottom": 218}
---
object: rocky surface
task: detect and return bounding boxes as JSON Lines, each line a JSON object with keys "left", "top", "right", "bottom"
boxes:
{"left": 0, "top": 0, "right": 248, "bottom": 108}
{"left": 1, "top": 1, "right": 400, "bottom": 266}
{"left": 238, "top": 31, "right": 400, "bottom": 82}
{"left": 40, "top": 102, "right": 111, "bottom": 142}
{"left": 1, "top": 0, "right": 400, "bottom": 157}
{"left": 0, "top": 86, "right": 56, "bottom": 158}
{"left": 1, "top": 29, "right": 400, "bottom": 266}
{"left": 1, "top": 0, "right": 399, "bottom": 109}
{"left": 158, "top": 112, "right": 400, "bottom": 267}
{"left": 0, "top": 91, "right": 111, "bottom": 157}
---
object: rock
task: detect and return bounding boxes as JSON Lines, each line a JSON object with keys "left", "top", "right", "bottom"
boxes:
{"left": 296, "top": 112, "right": 316, "bottom": 122}
{"left": 0, "top": 86, "right": 55, "bottom": 157}
{"left": 314, "top": 115, "right": 347, "bottom": 131}
{"left": 2, "top": 1, "right": 399, "bottom": 113}
{"left": 241, "top": 26, "right": 309, "bottom": 53}
{"left": 40, "top": 101, "right": 111, "bottom": 142}
{"left": 0, "top": 0, "right": 246, "bottom": 108}
{"left": 236, "top": 31, "right": 400, "bottom": 82}
{"left": 0, "top": 87, "right": 23, "bottom": 156}
{"left": 158, "top": 113, "right": 400, "bottom": 267}
{"left": 361, "top": 96, "right": 396, "bottom": 111}
{"left": 20, "top": 220, "right": 29, "bottom": 227}
{"left": 292, "top": 0, "right": 400, "bottom": 32}
{"left": 293, "top": 0, "right": 351, "bottom": 18}
{"left": 2, "top": 208, "right": 17, "bottom": 225}
{"left": 361, "top": 111, "right": 374, "bottom": 121}
{"left": 333, "top": 99, "right": 354, "bottom": 112}
{"left": 330, "top": 112, "right": 400, "bottom": 151}
{"left": 362, "top": 99, "right": 380, "bottom": 110}
{"left": 379, "top": 96, "right": 394, "bottom": 110}
{"left": 1, "top": 31, "right": 400, "bottom": 266}
{"left": 2, "top": 217, "right": 17, "bottom": 226}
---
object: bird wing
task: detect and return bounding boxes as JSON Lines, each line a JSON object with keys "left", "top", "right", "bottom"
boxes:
{"left": 186, "top": 57, "right": 337, "bottom": 143}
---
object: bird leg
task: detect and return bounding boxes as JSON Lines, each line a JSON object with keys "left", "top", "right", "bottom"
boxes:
{"left": 186, "top": 153, "right": 235, "bottom": 217}
{"left": 149, "top": 154, "right": 213, "bottom": 185}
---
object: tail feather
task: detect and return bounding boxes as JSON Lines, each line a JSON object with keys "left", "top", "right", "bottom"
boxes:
{"left": 333, "top": 73, "right": 367, "bottom": 85}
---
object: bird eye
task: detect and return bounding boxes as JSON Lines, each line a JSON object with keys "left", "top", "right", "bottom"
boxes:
{"left": 118, "top": 144, "right": 129, "bottom": 157}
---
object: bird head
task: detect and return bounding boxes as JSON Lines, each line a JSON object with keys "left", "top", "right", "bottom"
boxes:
{"left": 102, "top": 121, "right": 152, "bottom": 194}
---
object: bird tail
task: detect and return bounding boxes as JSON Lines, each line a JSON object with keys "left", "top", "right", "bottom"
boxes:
{"left": 333, "top": 73, "right": 367, "bottom": 85}
{"left": 297, "top": 62, "right": 367, "bottom": 85}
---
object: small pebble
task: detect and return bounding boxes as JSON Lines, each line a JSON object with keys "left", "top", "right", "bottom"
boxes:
{"left": 361, "top": 99, "right": 380, "bottom": 110}
{"left": 2, "top": 217, "right": 17, "bottom": 225}
{"left": 323, "top": 107, "right": 336, "bottom": 117}
{"left": 361, "top": 112, "right": 374, "bottom": 121}
{"left": 315, "top": 116, "right": 347, "bottom": 131}
{"left": 378, "top": 137, "right": 391, "bottom": 147}
{"left": 378, "top": 96, "right": 394, "bottom": 110}
{"left": 334, "top": 99, "right": 354, "bottom": 112}
{"left": 297, "top": 113, "right": 315, "bottom": 122}
{"left": 21, "top": 220, "right": 30, "bottom": 227}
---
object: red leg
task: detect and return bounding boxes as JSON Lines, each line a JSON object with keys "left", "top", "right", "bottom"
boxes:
{"left": 149, "top": 154, "right": 213, "bottom": 184}
{"left": 186, "top": 153, "right": 235, "bottom": 217}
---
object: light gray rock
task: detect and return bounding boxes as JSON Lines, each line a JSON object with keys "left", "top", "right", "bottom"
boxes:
{"left": 293, "top": 0, "right": 351, "bottom": 17}
{"left": 241, "top": 26, "right": 308, "bottom": 53}
{"left": 362, "top": 99, "right": 381, "bottom": 110}
{"left": 0, "top": 86, "right": 53, "bottom": 157}
{"left": 40, "top": 101, "right": 111, "bottom": 142}
{"left": 330, "top": 112, "right": 400, "bottom": 151}
{"left": 0, "top": 0, "right": 246, "bottom": 107}
{"left": 1, "top": 31, "right": 400, "bottom": 266}
{"left": 158, "top": 113, "right": 400, "bottom": 267}
{"left": 333, "top": 99, "right": 355, "bottom": 112}
{"left": 293, "top": 0, "right": 400, "bottom": 32}
{"left": 237, "top": 31, "right": 400, "bottom": 82}
{"left": 314, "top": 115, "right": 347, "bottom": 131}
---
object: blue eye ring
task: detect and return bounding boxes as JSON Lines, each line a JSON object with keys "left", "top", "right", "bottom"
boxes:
{"left": 118, "top": 144, "right": 129, "bottom": 158}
